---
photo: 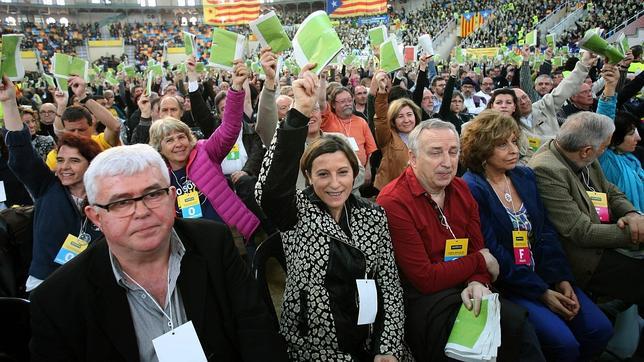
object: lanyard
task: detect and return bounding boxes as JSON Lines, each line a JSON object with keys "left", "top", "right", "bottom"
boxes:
{"left": 581, "top": 166, "right": 595, "bottom": 192}
{"left": 436, "top": 204, "right": 458, "bottom": 240}
{"left": 78, "top": 217, "right": 92, "bottom": 243}
{"left": 122, "top": 269, "right": 175, "bottom": 331}
{"left": 490, "top": 175, "right": 528, "bottom": 231}
{"left": 338, "top": 118, "right": 352, "bottom": 137}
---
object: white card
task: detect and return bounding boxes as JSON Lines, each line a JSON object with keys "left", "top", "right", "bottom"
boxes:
{"left": 152, "top": 321, "right": 207, "bottom": 362}
{"left": 347, "top": 137, "right": 360, "bottom": 152}
{"left": 0, "top": 181, "right": 6, "bottom": 202}
{"left": 356, "top": 279, "right": 377, "bottom": 325}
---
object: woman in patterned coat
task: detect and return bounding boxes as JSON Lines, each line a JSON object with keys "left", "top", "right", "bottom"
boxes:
{"left": 255, "top": 66, "right": 404, "bottom": 361}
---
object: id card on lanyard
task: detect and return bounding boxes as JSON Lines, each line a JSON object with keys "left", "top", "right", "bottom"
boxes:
{"left": 444, "top": 238, "right": 469, "bottom": 261}
{"left": 177, "top": 191, "right": 203, "bottom": 219}
{"left": 512, "top": 230, "right": 532, "bottom": 265}
{"left": 587, "top": 191, "right": 609, "bottom": 223}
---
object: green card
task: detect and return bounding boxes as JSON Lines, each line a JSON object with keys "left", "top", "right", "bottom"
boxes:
{"left": 209, "top": 28, "right": 246, "bottom": 70}
{"left": 292, "top": 11, "right": 343, "bottom": 75}
{"left": 249, "top": 10, "right": 292, "bottom": 53}
{"left": 525, "top": 30, "right": 537, "bottom": 47}
{"left": 368, "top": 25, "right": 388, "bottom": 47}
{"left": 552, "top": 56, "right": 564, "bottom": 67}
{"left": 1, "top": 34, "right": 25, "bottom": 81}
{"left": 546, "top": 33, "right": 556, "bottom": 48}
{"left": 183, "top": 31, "right": 196, "bottom": 56}
{"left": 446, "top": 301, "right": 489, "bottom": 349}
{"left": 52, "top": 53, "right": 89, "bottom": 89}
{"left": 379, "top": 38, "right": 404, "bottom": 73}
{"left": 616, "top": 33, "right": 629, "bottom": 56}
{"left": 43, "top": 73, "right": 55, "bottom": 88}
{"left": 454, "top": 47, "right": 465, "bottom": 64}
{"left": 122, "top": 65, "right": 135, "bottom": 77}
{"left": 195, "top": 62, "right": 205, "bottom": 73}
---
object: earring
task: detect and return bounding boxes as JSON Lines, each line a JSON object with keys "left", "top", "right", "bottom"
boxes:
{"left": 482, "top": 160, "right": 487, "bottom": 169}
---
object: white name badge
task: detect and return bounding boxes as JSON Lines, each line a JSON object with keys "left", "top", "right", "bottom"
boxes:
{"left": 152, "top": 321, "right": 207, "bottom": 362}
{"left": 347, "top": 137, "right": 360, "bottom": 152}
{"left": 0, "top": 181, "right": 6, "bottom": 202}
{"left": 356, "top": 279, "right": 377, "bottom": 325}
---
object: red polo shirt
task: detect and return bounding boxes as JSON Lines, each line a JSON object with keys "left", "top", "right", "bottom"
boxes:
{"left": 377, "top": 167, "right": 490, "bottom": 294}
{"left": 321, "top": 104, "right": 377, "bottom": 166}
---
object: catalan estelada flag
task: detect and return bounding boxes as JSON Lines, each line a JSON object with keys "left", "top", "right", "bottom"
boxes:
{"left": 203, "top": 0, "right": 260, "bottom": 26}
{"left": 460, "top": 11, "right": 487, "bottom": 38}
{"left": 326, "top": 0, "right": 388, "bottom": 19}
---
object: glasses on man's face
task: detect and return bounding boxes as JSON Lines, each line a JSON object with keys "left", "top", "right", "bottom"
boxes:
{"left": 40, "top": 110, "right": 56, "bottom": 114}
{"left": 94, "top": 187, "right": 171, "bottom": 218}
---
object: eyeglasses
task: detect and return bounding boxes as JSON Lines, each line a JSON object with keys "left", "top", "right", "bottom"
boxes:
{"left": 94, "top": 187, "right": 171, "bottom": 217}
{"left": 40, "top": 110, "right": 56, "bottom": 114}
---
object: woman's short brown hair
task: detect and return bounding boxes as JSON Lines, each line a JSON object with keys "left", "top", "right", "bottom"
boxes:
{"left": 300, "top": 134, "right": 359, "bottom": 186}
{"left": 57, "top": 132, "right": 103, "bottom": 163}
{"left": 387, "top": 98, "right": 421, "bottom": 131}
{"left": 148, "top": 117, "right": 197, "bottom": 154}
{"left": 460, "top": 109, "right": 520, "bottom": 174}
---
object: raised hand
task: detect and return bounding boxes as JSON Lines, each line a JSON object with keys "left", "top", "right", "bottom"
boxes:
{"left": 68, "top": 75, "right": 87, "bottom": 101}
{"left": 292, "top": 63, "right": 318, "bottom": 117}
{"left": 54, "top": 89, "right": 69, "bottom": 109}
{"left": 418, "top": 54, "right": 431, "bottom": 72}
{"left": 521, "top": 45, "right": 531, "bottom": 61}
{"left": 260, "top": 47, "right": 277, "bottom": 88}
{"left": 186, "top": 55, "right": 199, "bottom": 82}
{"left": 0, "top": 75, "right": 16, "bottom": 103}
{"left": 138, "top": 93, "right": 151, "bottom": 118}
{"left": 231, "top": 59, "right": 249, "bottom": 92}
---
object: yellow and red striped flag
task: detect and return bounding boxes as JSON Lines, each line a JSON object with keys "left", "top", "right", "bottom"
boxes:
{"left": 326, "top": 0, "right": 388, "bottom": 19}
{"left": 203, "top": 0, "right": 260, "bottom": 26}
{"left": 460, "top": 11, "right": 486, "bottom": 38}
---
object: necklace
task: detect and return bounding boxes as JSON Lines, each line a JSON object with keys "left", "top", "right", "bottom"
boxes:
{"left": 488, "top": 174, "right": 513, "bottom": 204}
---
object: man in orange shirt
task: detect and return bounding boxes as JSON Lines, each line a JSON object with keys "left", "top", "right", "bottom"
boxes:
{"left": 318, "top": 74, "right": 377, "bottom": 184}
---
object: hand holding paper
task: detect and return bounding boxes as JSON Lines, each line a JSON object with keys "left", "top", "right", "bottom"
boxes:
{"left": 54, "top": 90, "right": 68, "bottom": 109}
{"left": 461, "top": 281, "right": 491, "bottom": 317}
{"left": 418, "top": 34, "right": 434, "bottom": 56}
{"left": 379, "top": 37, "right": 404, "bottom": 73}
{"left": 68, "top": 76, "right": 88, "bottom": 101}
{"left": 292, "top": 63, "right": 318, "bottom": 117}
{"left": 260, "top": 47, "right": 277, "bottom": 87}
{"left": 231, "top": 60, "right": 249, "bottom": 91}
{"left": 0, "top": 75, "right": 16, "bottom": 103}
{"left": 210, "top": 28, "right": 246, "bottom": 71}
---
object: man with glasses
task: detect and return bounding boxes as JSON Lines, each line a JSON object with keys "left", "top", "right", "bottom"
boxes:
{"left": 319, "top": 75, "right": 377, "bottom": 185}
{"left": 475, "top": 77, "right": 494, "bottom": 102}
{"left": 29, "top": 144, "right": 287, "bottom": 362}
{"left": 37, "top": 102, "right": 58, "bottom": 140}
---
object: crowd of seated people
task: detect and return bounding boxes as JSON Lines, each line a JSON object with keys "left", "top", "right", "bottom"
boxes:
{"left": 0, "top": 6, "right": 643, "bottom": 361}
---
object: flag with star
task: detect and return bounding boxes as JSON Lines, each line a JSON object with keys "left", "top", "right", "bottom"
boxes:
{"left": 326, "top": 0, "right": 387, "bottom": 18}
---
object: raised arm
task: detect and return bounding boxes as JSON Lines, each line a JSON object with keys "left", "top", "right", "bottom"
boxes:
{"left": 0, "top": 76, "right": 56, "bottom": 198}
{"left": 255, "top": 65, "right": 318, "bottom": 231}
{"left": 255, "top": 47, "right": 279, "bottom": 146}
{"left": 202, "top": 60, "right": 247, "bottom": 162}
{"left": 373, "top": 71, "right": 393, "bottom": 147}
{"left": 186, "top": 55, "right": 218, "bottom": 138}
{"left": 438, "top": 63, "right": 458, "bottom": 118}
{"left": 69, "top": 76, "right": 121, "bottom": 147}
{"left": 520, "top": 46, "right": 540, "bottom": 102}
{"left": 412, "top": 55, "right": 430, "bottom": 110}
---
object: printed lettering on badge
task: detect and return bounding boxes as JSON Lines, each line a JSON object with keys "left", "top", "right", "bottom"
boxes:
{"left": 444, "top": 238, "right": 468, "bottom": 261}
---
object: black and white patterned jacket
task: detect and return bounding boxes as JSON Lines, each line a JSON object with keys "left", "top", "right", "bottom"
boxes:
{"left": 255, "top": 109, "right": 404, "bottom": 361}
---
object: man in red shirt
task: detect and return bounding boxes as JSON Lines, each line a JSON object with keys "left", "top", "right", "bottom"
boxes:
{"left": 318, "top": 75, "right": 377, "bottom": 184}
{"left": 377, "top": 119, "right": 544, "bottom": 361}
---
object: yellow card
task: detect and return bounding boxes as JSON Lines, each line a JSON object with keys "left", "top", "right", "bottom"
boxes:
{"left": 177, "top": 191, "right": 200, "bottom": 209}
{"left": 444, "top": 238, "right": 468, "bottom": 261}
{"left": 528, "top": 137, "right": 541, "bottom": 152}
{"left": 512, "top": 230, "right": 529, "bottom": 248}
{"left": 587, "top": 191, "right": 608, "bottom": 207}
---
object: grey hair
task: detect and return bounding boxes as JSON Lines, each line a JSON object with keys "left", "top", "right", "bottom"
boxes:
{"left": 408, "top": 119, "right": 459, "bottom": 156}
{"left": 535, "top": 74, "right": 553, "bottom": 83}
{"left": 84, "top": 144, "right": 170, "bottom": 204}
{"left": 556, "top": 111, "right": 615, "bottom": 152}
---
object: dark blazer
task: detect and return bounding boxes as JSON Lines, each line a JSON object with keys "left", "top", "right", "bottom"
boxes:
{"left": 463, "top": 166, "right": 574, "bottom": 300}
{"left": 29, "top": 218, "right": 287, "bottom": 362}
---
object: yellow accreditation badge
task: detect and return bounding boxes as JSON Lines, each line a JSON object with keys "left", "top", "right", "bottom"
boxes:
{"left": 586, "top": 191, "right": 609, "bottom": 223}
{"left": 53, "top": 234, "right": 89, "bottom": 265}
{"left": 444, "top": 238, "right": 468, "bottom": 261}
{"left": 177, "top": 191, "right": 203, "bottom": 218}
{"left": 512, "top": 230, "right": 532, "bottom": 265}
